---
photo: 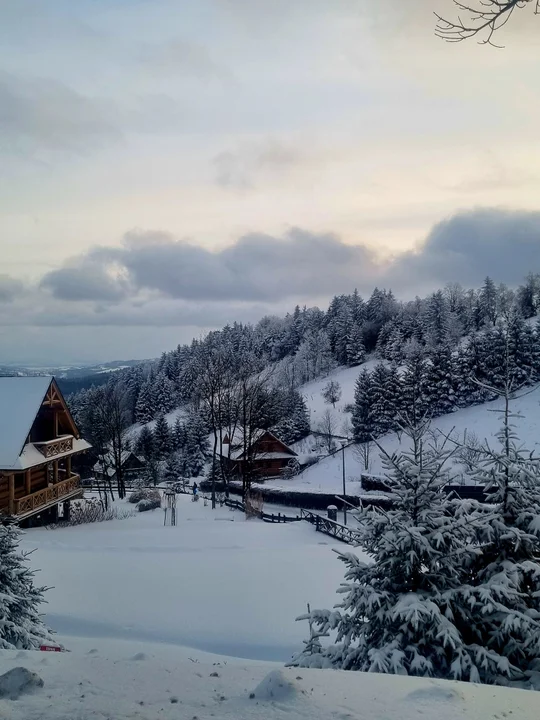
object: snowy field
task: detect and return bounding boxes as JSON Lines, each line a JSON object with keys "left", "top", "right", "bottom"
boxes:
{"left": 3, "top": 488, "right": 540, "bottom": 718}
{"left": 1, "top": 635, "right": 538, "bottom": 720}
{"left": 266, "top": 382, "right": 540, "bottom": 496}
{"left": 20, "top": 495, "right": 351, "bottom": 662}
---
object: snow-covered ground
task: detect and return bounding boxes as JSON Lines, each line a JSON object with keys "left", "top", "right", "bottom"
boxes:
{"left": 265, "top": 383, "right": 540, "bottom": 496}
{"left": 301, "top": 359, "right": 379, "bottom": 432}
{"left": 20, "top": 494, "right": 351, "bottom": 662}
{"left": 1, "top": 634, "right": 537, "bottom": 720}
{"left": 4, "top": 486, "right": 539, "bottom": 718}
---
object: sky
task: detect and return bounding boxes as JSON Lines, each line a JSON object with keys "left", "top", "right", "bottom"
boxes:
{"left": 2, "top": 0, "right": 540, "bottom": 365}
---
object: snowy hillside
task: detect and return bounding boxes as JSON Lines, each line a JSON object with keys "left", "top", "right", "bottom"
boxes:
{"left": 300, "top": 359, "right": 378, "bottom": 431}
{"left": 1, "top": 635, "right": 537, "bottom": 720}
{"left": 265, "top": 382, "right": 540, "bottom": 497}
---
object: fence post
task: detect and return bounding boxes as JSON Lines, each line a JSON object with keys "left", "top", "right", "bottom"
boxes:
{"left": 315, "top": 515, "right": 320, "bottom": 532}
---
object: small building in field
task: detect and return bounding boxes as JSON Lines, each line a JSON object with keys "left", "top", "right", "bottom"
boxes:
{"left": 220, "top": 428, "right": 297, "bottom": 479}
{"left": 93, "top": 451, "right": 145, "bottom": 484}
{"left": 0, "top": 376, "right": 91, "bottom": 523}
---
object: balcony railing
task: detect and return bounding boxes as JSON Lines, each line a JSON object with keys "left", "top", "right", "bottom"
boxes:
{"left": 14, "top": 474, "right": 80, "bottom": 517}
{"left": 35, "top": 435, "right": 74, "bottom": 458}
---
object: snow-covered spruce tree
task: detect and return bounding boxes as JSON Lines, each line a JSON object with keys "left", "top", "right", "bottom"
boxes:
{"left": 163, "top": 452, "right": 183, "bottom": 485}
{"left": 351, "top": 367, "right": 375, "bottom": 443}
{"left": 0, "top": 525, "right": 54, "bottom": 650}
{"left": 457, "top": 375, "right": 540, "bottom": 683}
{"left": 424, "top": 344, "right": 456, "bottom": 417}
{"left": 290, "top": 419, "right": 487, "bottom": 680}
{"left": 153, "top": 414, "right": 171, "bottom": 459}
{"left": 346, "top": 323, "right": 366, "bottom": 367}
{"left": 135, "top": 424, "right": 154, "bottom": 461}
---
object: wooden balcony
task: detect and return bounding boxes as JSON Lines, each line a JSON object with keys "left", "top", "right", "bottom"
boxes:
{"left": 34, "top": 435, "right": 74, "bottom": 458}
{"left": 14, "top": 474, "right": 81, "bottom": 519}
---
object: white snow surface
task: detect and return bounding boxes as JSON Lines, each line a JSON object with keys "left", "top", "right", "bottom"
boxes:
{"left": 20, "top": 494, "right": 351, "bottom": 662}
{"left": 0, "top": 635, "right": 537, "bottom": 720}
{"left": 267, "top": 382, "right": 540, "bottom": 496}
{"left": 7, "top": 487, "right": 540, "bottom": 718}
{"left": 301, "top": 360, "right": 379, "bottom": 431}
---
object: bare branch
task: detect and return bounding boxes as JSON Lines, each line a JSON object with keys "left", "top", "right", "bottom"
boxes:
{"left": 435, "top": 0, "right": 539, "bottom": 45}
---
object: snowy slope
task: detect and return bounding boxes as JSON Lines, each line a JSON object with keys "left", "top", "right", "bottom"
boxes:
{"left": 300, "top": 359, "right": 379, "bottom": 432}
{"left": 20, "top": 494, "right": 354, "bottom": 662}
{"left": 265, "top": 383, "right": 540, "bottom": 496}
{"left": 0, "top": 635, "right": 537, "bottom": 720}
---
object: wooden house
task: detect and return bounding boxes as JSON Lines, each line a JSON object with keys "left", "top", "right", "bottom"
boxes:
{"left": 0, "top": 376, "right": 91, "bottom": 522}
{"left": 93, "top": 450, "right": 145, "bottom": 483}
{"left": 220, "top": 428, "right": 297, "bottom": 479}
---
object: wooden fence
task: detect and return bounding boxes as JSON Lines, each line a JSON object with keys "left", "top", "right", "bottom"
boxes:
{"left": 300, "top": 509, "right": 362, "bottom": 545}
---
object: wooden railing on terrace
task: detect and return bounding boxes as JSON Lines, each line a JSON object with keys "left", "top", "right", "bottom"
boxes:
{"left": 14, "top": 474, "right": 80, "bottom": 516}
{"left": 34, "top": 435, "right": 74, "bottom": 458}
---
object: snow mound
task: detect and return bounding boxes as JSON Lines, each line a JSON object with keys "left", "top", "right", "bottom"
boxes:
{"left": 252, "top": 670, "right": 298, "bottom": 702}
{"left": 406, "top": 685, "right": 464, "bottom": 703}
{"left": 130, "top": 652, "right": 147, "bottom": 661}
{"left": 0, "top": 667, "right": 44, "bottom": 700}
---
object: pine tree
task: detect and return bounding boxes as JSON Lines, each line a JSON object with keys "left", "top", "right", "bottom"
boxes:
{"left": 154, "top": 372, "right": 177, "bottom": 415}
{"left": 425, "top": 345, "right": 455, "bottom": 417}
{"left": 351, "top": 368, "right": 375, "bottom": 442}
{"left": 480, "top": 276, "right": 498, "bottom": 327}
{"left": 135, "top": 425, "right": 154, "bottom": 460}
{"left": 172, "top": 416, "right": 186, "bottom": 452}
{"left": 424, "top": 290, "right": 450, "bottom": 348}
{"left": 370, "top": 363, "right": 395, "bottom": 436}
{"left": 154, "top": 414, "right": 171, "bottom": 459}
{"left": 346, "top": 323, "right": 366, "bottom": 366}
{"left": 461, "top": 377, "right": 540, "bottom": 683}
{"left": 184, "top": 414, "right": 209, "bottom": 477}
{"left": 0, "top": 525, "right": 54, "bottom": 650}
{"left": 135, "top": 380, "right": 155, "bottom": 424}
{"left": 399, "top": 346, "right": 430, "bottom": 424}
{"left": 163, "top": 452, "right": 183, "bottom": 485}
{"left": 290, "top": 421, "right": 485, "bottom": 681}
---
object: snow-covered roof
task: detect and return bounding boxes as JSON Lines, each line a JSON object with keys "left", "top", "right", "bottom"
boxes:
{"left": 0, "top": 376, "right": 55, "bottom": 469}
{"left": 93, "top": 450, "right": 144, "bottom": 474}
{"left": 220, "top": 428, "right": 296, "bottom": 460}
{"left": 14, "top": 438, "right": 92, "bottom": 471}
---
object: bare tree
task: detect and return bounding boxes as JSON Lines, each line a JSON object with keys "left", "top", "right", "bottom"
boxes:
{"left": 316, "top": 409, "right": 338, "bottom": 455}
{"left": 322, "top": 380, "right": 342, "bottom": 409}
{"left": 436, "top": 0, "right": 539, "bottom": 45}
{"left": 354, "top": 439, "right": 374, "bottom": 473}
{"left": 86, "top": 383, "right": 132, "bottom": 500}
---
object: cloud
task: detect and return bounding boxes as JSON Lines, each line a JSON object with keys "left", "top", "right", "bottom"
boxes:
{"left": 390, "top": 208, "right": 540, "bottom": 292}
{"left": 40, "top": 260, "right": 130, "bottom": 302}
{"left": 38, "top": 208, "right": 540, "bottom": 313}
{"left": 0, "top": 275, "right": 23, "bottom": 302}
{"left": 0, "top": 71, "right": 120, "bottom": 156}
{"left": 107, "top": 227, "right": 380, "bottom": 302}
{"left": 213, "top": 140, "right": 303, "bottom": 189}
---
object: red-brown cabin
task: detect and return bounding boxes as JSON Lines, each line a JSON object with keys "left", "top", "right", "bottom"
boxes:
{"left": 220, "top": 428, "right": 297, "bottom": 479}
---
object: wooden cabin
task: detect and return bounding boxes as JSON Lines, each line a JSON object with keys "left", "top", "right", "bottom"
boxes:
{"left": 0, "top": 376, "right": 91, "bottom": 522}
{"left": 220, "top": 429, "right": 297, "bottom": 479}
{"left": 93, "top": 450, "right": 145, "bottom": 484}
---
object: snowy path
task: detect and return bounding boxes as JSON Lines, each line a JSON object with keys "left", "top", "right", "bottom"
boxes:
{"left": 21, "top": 495, "right": 355, "bottom": 661}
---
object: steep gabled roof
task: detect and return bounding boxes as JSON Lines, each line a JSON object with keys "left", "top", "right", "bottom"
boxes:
{"left": 220, "top": 427, "right": 297, "bottom": 460}
{"left": 0, "top": 376, "right": 54, "bottom": 469}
